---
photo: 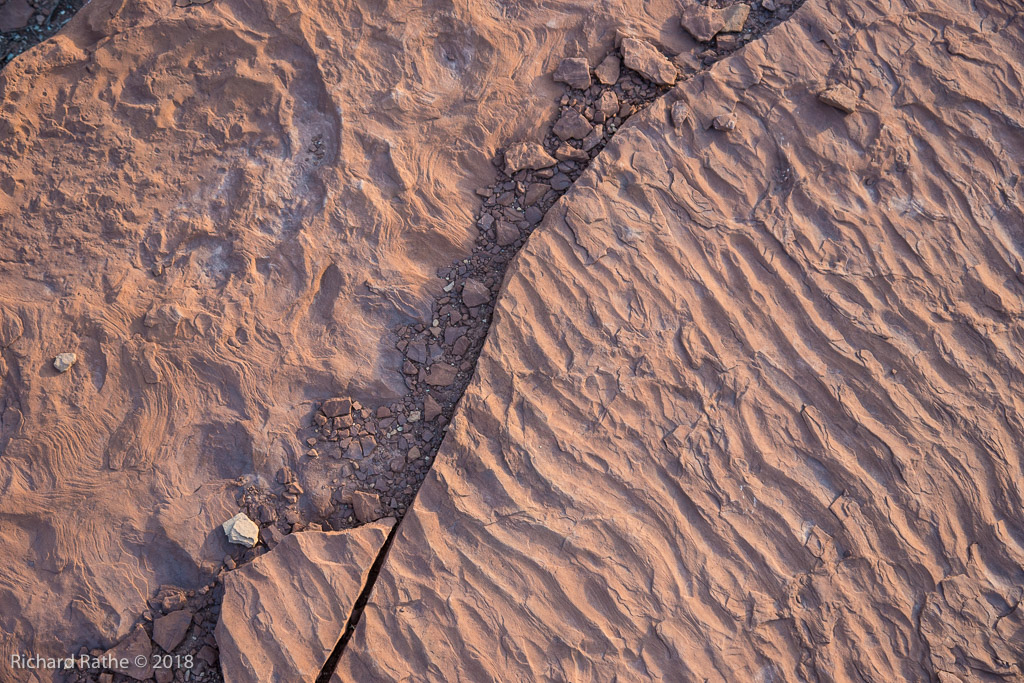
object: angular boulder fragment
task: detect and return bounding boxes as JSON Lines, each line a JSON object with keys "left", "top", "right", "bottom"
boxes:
{"left": 425, "top": 363, "right": 459, "bottom": 387}
{"left": 153, "top": 609, "right": 192, "bottom": 652}
{"left": 553, "top": 108, "right": 594, "bottom": 140}
{"left": 620, "top": 37, "right": 677, "bottom": 85}
{"left": 222, "top": 513, "right": 260, "bottom": 548}
{"left": 504, "top": 142, "right": 557, "bottom": 174}
{"left": 423, "top": 395, "right": 442, "bottom": 422}
{"left": 53, "top": 352, "right": 77, "bottom": 373}
{"left": 555, "top": 144, "right": 589, "bottom": 162}
{"left": 680, "top": 3, "right": 750, "bottom": 41}
{"left": 594, "top": 54, "right": 621, "bottom": 85}
{"left": 321, "top": 397, "right": 352, "bottom": 418}
{"left": 597, "top": 91, "right": 619, "bottom": 116}
{"left": 553, "top": 57, "right": 591, "bottom": 90}
{"left": 721, "top": 4, "right": 751, "bottom": 32}
{"left": 713, "top": 113, "right": 737, "bottom": 131}
{"left": 461, "top": 278, "right": 491, "bottom": 308}
{"left": 103, "top": 625, "right": 154, "bottom": 681}
{"left": 819, "top": 84, "right": 860, "bottom": 113}
{"left": 496, "top": 221, "right": 519, "bottom": 247}
{"left": 216, "top": 522, "right": 394, "bottom": 683}
{"left": 352, "top": 490, "right": 383, "bottom": 523}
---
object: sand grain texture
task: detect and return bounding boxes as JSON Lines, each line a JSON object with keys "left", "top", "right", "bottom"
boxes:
{"left": 334, "top": 0, "right": 1024, "bottom": 678}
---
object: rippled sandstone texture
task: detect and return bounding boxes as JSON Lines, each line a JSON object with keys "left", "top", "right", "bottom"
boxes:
{"left": 0, "top": 0, "right": 695, "bottom": 672}
{"left": 216, "top": 520, "right": 392, "bottom": 682}
{"left": 334, "top": 0, "right": 1024, "bottom": 678}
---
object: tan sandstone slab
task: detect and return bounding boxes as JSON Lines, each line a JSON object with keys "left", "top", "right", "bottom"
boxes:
{"left": 216, "top": 520, "right": 392, "bottom": 683}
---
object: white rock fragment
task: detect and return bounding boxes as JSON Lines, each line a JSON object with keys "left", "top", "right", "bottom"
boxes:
{"left": 222, "top": 513, "right": 260, "bottom": 548}
{"left": 54, "top": 352, "right": 77, "bottom": 373}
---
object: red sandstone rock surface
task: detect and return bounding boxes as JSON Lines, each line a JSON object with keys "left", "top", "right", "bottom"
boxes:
{"left": 334, "top": 0, "right": 1024, "bottom": 678}
{"left": 216, "top": 520, "right": 392, "bottom": 681}
{"left": 0, "top": 0, "right": 688, "bottom": 674}
{"left": 1, "top": 0, "right": 1022, "bottom": 677}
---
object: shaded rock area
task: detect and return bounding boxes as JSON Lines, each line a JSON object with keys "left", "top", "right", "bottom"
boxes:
{"left": 332, "top": 0, "right": 1024, "bottom": 679}
{"left": 0, "top": 0, "right": 84, "bottom": 65}
{"left": 215, "top": 522, "right": 392, "bottom": 683}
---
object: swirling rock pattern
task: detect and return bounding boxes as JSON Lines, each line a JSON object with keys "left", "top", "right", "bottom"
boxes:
{"left": 0, "top": 0, "right": 692, "bottom": 672}
{"left": 334, "top": 0, "right": 1024, "bottom": 678}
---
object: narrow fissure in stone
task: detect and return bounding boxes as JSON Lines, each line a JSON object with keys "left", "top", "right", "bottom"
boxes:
{"left": 65, "top": 1, "right": 809, "bottom": 677}
{"left": 313, "top": 522, "right": 398, "bottom": 683}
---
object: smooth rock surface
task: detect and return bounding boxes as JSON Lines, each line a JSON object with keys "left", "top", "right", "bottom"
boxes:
{"left": 216, "top": 522, "right": 393, "bottom": 683}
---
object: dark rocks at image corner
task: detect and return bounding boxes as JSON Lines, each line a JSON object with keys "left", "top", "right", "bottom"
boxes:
{"left": 0, "top": 0, "right": 86, "bottom": 65}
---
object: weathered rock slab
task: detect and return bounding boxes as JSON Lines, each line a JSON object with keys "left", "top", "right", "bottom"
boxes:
{"left": 216, "top": 521, "right": 393, "bottom": 683}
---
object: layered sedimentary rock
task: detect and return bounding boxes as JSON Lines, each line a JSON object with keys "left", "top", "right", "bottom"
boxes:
{"left": 216, "top": 521, "right": 392, "bottom": 682}
{"left": 335, "top": 0, "right": 1024, "bottom": 678}
{"left": 0, "top": 0, "right": 694, "bottom": 670}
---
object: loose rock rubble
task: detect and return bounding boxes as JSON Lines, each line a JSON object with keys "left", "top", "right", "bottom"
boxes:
{"left": 66, "top": 2, "right": 813, "bottom": 678}
{"left": 0, "top": 0, "right": 85, "bottom": 65}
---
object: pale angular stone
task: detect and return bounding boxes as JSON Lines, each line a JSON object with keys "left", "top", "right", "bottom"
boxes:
{"left": 222, "top": 512, "right": 260, "bottom": 548}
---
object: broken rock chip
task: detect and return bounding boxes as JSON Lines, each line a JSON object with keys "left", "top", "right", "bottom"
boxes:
{"left": 819, "top": 84, "right": 860, "bottom": 113}
{"left": 713, "top": 113, "right": 737, "bottom": 131}
{"left": 671, "top": 101, "right": 690, "bottom": 130}
{"left": 496, "top": 220, "right": 519, "bottom": 247}
{"left": 423, "top": 395, "right": 443, "bottom": 421}
{"left": 620, "top": 37, "right": 677, "bottom": 86}
{"left": 352, "top": 490, "right": 384, "bottom": 523}
{"left": 504, "top": 142, "right": 557, "bottom": 174}
{"left": 53, "top": 352, "right": 77, "bottom": 373}
{"left": 594, "top": 53, "right": 621, "bottom": 85}
{"left": 153, "top": 609, "right": 192, "bottom": 652}
{"left": 597, "top": 90, "right": 619, "bottom": 116}
{"left": 553, "top": 57, "right": 591, "bottom": 90}
{"left": 222, "top": 512, "right": 260, "bottom": 548}
{"left": 461, "top": 278, "right": 491, "bottom": 308}
{"left": 216, "top": 522, "right": 393, "bottom": 683}
{"left": 321, "top": 397, "right": 352, "bottom": 418}
{"left": 721, "top": 4, "right": 751, "bottom": 32}
{"left": 680, "top": 4, "right": 722, "bottom": 41}
{"left": 103, "top": 625, "right": 154, "bottom": 681}
{"left": 680, "top": 3, "right": 750, "bottom": 41}
{"left": 425, "top": 363, "right": 459, "bottom": 387}
{"left": 553, "top": 108, "right": 594, "bottom": 141}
